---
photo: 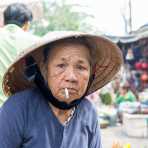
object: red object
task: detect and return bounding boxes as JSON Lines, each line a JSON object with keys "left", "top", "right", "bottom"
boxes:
{"left": 141, "top": 62, "right": 148, "bottom": 70}
{"left": 141, "top": 72, "right": 148, "bottom": 82}
{"left": 135, "top": 62, "right": 142, "bottom": 70}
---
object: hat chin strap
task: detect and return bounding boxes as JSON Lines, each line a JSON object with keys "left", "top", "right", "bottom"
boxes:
{"left": 34, "top": 68, "right": 95, "bottom": 110}
{"left": 34, "top": 69, "right": 85, "bottom": 110}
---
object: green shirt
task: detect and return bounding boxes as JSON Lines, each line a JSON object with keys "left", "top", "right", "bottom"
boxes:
{"left": 0, "top": 24, "right": 39, "bottom": 105}
{"left": 115, "top": 90, "right": 136, "bottom": 105}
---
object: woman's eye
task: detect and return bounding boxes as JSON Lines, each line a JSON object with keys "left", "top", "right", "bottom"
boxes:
{"left": 57, "top": 64, "right": 66, "bottom": 68}
{"left": 77, "top": 65, "right": 87, "bottom": 71}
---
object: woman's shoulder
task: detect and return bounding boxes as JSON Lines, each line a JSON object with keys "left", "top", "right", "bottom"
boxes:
{"left": 80, "top": 99, "right": 95, "bottom": 110}
{"left": 78, "top": 99, "right": 98, "bottom": 122}
{"left": 1, "top": 87, "right": 42, "bottom": 111}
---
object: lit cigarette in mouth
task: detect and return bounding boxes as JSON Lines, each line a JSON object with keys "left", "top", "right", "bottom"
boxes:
{"left": 64, "top": 88, "right": 69, "bottom": 99}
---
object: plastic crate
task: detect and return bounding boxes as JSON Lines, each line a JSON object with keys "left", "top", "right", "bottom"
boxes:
{"left": 123, "top": 113, "right": 148, "bottom": 138}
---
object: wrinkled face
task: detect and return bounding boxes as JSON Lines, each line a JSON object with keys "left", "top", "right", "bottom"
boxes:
{"left": 46, "top": 42, "right": 91, "bottom": 103}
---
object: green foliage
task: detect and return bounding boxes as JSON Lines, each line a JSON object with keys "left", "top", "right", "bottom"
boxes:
{"left": 31, "top": 1, "right": 93, "bottom": 36}
{"left": 100, "top": 92, "right": 112, "bottom": 105}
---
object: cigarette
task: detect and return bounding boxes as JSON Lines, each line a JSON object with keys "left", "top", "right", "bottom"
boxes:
{"left": 64, "top": 88, "right": 69, "bottom": 99}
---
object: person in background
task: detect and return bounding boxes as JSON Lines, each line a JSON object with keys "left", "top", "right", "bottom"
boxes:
{"left": 3, "top": 3, "right": 33, "bottom": 31}
{"left": 114, "top": 81, "right": 137, "bottom": 123}
{"left": 0, "top": 3, "right": 39, "bottom": 105}
{"left": 115, "top": 82, "right": 136, "bottom": 105}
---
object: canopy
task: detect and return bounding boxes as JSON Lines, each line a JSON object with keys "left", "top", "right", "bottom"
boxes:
{"left": 107, "top": 24, "right": 148, "bottom": 44}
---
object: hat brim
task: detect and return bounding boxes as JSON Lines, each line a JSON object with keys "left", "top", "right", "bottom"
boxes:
{"left": 2, "top": 31, "right": 123, "bottom": 96}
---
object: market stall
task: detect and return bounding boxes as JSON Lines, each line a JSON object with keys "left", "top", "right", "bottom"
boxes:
{"left": 108, "top": 24, "right": 148, "bottom": 93}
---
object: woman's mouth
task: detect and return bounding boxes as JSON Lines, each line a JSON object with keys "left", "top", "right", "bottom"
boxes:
{"left": 62, "top": 88, "right": 77, "bottom": 96}
{"left": 66, "top": 88, "right": 77, "bottom": 93}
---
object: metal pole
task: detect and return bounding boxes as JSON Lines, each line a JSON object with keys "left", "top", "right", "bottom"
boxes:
{"left": 129, "top": 0, "right": 132, "bottom": 33}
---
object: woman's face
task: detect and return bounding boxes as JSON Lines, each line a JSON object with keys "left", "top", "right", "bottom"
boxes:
{"left": 46, "top": 42, "right": 91, "bottom": 103}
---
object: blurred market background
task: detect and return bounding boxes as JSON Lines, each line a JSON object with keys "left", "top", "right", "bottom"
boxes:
{"left": 0, "top": 0, "right": 148, "bottom": 147}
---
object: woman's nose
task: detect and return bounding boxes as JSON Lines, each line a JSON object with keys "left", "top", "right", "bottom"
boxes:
{"left": 65, "top": 67, "right": 78, "bottom": 83}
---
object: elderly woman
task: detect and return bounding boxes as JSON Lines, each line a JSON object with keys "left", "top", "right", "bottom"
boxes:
{"left": 0, "top": 31, "right": 123, "bottom": 148}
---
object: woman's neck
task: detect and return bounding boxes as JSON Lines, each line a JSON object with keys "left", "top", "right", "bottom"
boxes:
{"left": 49, "top": 103, "right": 74, "bottom": 124}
